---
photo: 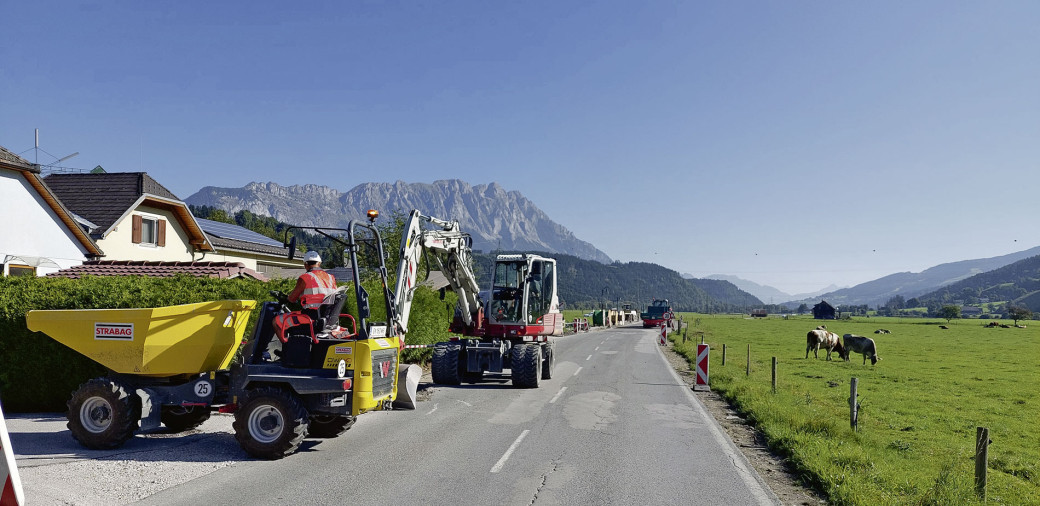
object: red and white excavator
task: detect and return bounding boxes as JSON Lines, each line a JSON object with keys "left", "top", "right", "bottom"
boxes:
{"left": 393, "top": 210, "right": 563, "bottom": 388}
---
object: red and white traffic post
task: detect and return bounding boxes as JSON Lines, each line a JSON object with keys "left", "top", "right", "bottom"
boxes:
{"left": 659, "top": 324, "right": 667, "bottom": 345}
{"left": 1, "top": 401, "right": 24, "bottom": 506}
{"left": 694, "top": 343, "right": 710, "bottom": 391}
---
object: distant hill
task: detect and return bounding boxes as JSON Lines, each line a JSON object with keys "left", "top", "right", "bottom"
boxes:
{"left": 701, "top": 274, "right": 839, "bottom": 304}
{"left": 914, "top": 255, "right": 1040, "bottom": 312}
{"left": 782, "top": 246, "right": 1040, "bottom": 307}
{"left": 186, "top": 180, "right": 612, "bottom": 263}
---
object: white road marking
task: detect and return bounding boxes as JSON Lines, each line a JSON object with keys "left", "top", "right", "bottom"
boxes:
{"left": 574, "top": 366, "right": 582, "bottom": 376}
{"left": 549, "top": 386, "right": 567, "bottom": 404}
{"left": 456, "top": 399, "right": 472, "bottom": 407}
{"left": 426, "top": 403, "right": 439, "bottom": 415}
{"left": 585, "top": 354, "right": 592, "bottom": 361}
{"left": 491, "top": 429, "right": 530, "bottom": 473}
{"left": 594, "top": 346, "right": 600, "bottom": 351}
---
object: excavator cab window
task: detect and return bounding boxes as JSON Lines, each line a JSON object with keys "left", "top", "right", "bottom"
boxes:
{"left": 491, "top": 261, "right": 525, "bottom": 322}
{"left": 525, "top": 260, "right": 554, "bottom": 324}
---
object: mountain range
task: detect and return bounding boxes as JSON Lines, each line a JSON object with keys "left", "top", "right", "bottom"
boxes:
{"left": 186, "top": 180, "right": 611, "bottom": 263}
{"left": 698, "top": 274, "right": 840, "bottom": 304}
{"left": 780, "top": 246, "right": 1040, "bottom": 308}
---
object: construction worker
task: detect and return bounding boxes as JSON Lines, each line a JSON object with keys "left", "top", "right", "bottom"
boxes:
{"left": 288, "top": 251, "right": 337, "bottom": 317}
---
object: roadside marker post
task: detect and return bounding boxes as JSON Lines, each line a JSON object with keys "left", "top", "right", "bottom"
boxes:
{"left": 694, "top": 343, "right": 710, "bottom": 391}
{"left": 1, "top": 402, "right": 24, "bottom": 506}
{"left": 659, "top": 324, "right": 667, "bottom": 346}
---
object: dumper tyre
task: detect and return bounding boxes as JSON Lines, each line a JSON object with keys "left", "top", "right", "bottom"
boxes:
{"left": 66, "top": 378, "right": 141, "bottom": 450}
{"left": 161, "top": 406, "right": 212, "bottom": 433}
{"left": 233, "top": 386, "right": 309, "bottom": 460}
{"left": 432, "top": 344, "right": 461, "bottom": 385}
{"left": 541, "top": 343, "right": 556, "bottom": 380}
{"left": 308, "top": 415, "right": 356, "bottom": 438}
{"left": 511, "top": 344, "right": 542, "bottom": 388}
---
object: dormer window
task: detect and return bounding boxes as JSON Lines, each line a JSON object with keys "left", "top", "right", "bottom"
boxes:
{"left": 132, "top": 214, "right": 166, "bottom": 247}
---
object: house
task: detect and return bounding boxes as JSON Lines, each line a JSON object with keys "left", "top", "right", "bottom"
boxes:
{"left": 812, "top": 300, "right": 836, "bottom": 320}
{"left": 43, "top": 172, "right": 301, "bottom": 281}
{"left": 0, "top": 145, "right": 102, "bottom": 276}
{"left": 44, "top": 172, "right": 214, "bottom": 262}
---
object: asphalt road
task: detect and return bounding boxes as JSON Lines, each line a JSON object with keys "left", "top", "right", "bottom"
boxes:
{"left": 9, "top": 326, "right": 778, "bottom": 505}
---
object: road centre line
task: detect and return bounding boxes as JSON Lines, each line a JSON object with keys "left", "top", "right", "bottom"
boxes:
{"left": 594, "top": 346, "right": 600, "bottom": 351}
{"left": 573, "top": 366, "right": 582, "bottom": 376}
{"left": 491, "top": 429, "right": 530, "bottom": 473}
{"left": 585, "top": 354, "right": 592, "bottom": 361}
{"left": 549, "top": 386, "right": 567, "bottom": 404}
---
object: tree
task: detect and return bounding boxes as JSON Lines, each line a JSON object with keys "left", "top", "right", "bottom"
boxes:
{"left": 939, "top": 305, "right": 960, "bottom": 322}
{"left": 1007, "top": 306, "right": 1032, "bottom": 326}
{"left": 796, "top": 303, "right": 809, "bottom": 314}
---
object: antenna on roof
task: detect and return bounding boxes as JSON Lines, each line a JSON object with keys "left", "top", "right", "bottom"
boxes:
{"left": 21, "top": 129, "right": 85, "bottom": 175}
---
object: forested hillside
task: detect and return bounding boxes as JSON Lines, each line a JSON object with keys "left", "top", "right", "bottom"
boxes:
{"left": 914, "top": 254, "right": 1040, "bottom": 311}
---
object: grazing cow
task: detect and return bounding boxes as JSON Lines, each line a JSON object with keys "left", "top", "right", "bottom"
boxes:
{"left": 806, "top": 329, "right": 846, "bottom": 361}
{"left": 843, "top": 334, "right": 880, "bottom": 365}
{"left": 874, "top": 329, "right": 890, "bottom": 334}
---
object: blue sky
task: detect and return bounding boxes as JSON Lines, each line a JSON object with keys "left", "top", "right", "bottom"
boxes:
{"left": 3, "top": 1, "right": 1038, "bottom": 295}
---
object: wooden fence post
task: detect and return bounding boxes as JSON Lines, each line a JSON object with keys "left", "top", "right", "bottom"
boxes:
{"left": 746, "top": 344, "right": 751, "bottom": 376}
{"left": 850, "top": 377, "right": 859, "bottom": 431}
{"left": 976, "top": 427, "right": 990, "bottom": 501}
{"left": 722, "top": 344, "right": 727, "bottom": 366}
{"left": 771, "top": 357, "right": 777, "bottom": 393}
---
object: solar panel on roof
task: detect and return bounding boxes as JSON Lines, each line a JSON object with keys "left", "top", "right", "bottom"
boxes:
{"left": 195, "top": 218, "right": 285, "bottom": 247}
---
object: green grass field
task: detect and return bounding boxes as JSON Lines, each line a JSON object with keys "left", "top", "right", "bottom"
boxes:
{"left": 669, "top": 314, "right": 1038, "bottom": 505}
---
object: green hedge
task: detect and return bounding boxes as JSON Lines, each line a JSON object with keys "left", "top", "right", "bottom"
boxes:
{"left": 0, "top": 275, "right": 455, "bottom": 412}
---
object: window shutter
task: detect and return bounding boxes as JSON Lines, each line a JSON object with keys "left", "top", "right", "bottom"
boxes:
{"left": 132, "top": 215, "right": 143, "bottom": 244}
{"left": 157, "top": 220, "right": 167, "bottom": 247}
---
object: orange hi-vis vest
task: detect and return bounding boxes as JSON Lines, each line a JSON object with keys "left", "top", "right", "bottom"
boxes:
{"left": 299, "top": 269, "right": 337, "bottom": 309}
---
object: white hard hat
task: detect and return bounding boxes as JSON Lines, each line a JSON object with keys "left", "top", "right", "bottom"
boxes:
{"left": 304, "top": 251, "right": 321, "bottom": 263}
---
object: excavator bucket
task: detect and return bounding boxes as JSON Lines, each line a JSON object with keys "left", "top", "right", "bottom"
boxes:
{"left": 26, "top": 300, "right": 256, "bottom": 377}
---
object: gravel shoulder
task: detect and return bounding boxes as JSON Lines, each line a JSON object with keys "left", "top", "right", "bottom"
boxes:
{"left": 659, "top": 340, "right": 828, "bottom": 506}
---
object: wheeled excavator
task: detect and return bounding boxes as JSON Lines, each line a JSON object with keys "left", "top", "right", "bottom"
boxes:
{"left": 393, "top": 210, "right": 563, "bottom": 388}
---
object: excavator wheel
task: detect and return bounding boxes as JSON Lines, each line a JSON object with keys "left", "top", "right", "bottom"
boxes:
{"left": 233, "top": 386, "right": 309, "bottom": 459}
{"left": 66, "top": 377, "right": 141, "bottom": 450}
{"left": 541, "top": 343, "right": 556, "bottom": 380}
{"left": 511, "top": 344, "right": 542, "bottom": 388}
{"left": 308, "top": 415, "right": 356, "bottom": 438}
{"left": 432, "top": 343, "right": 462, "bottom": 385}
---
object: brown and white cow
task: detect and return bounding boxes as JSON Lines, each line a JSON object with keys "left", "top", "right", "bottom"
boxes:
{"left": 806, "top": 329, "right": 846, "bottom": 360}
{"left": 843, "top": 334, "right": 880, "bottom": 365}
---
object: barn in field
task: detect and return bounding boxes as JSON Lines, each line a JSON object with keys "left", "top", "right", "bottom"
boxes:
{"left": 813, "top": 301, "right": 836, "bottom": 320}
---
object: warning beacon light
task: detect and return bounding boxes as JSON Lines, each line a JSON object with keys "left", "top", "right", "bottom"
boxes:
{"left": 366, "top": 209, "right": 379, "bottom": 223}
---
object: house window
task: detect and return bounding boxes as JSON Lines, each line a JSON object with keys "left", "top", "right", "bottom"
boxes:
{"left": 7, "top": 264, "right": 36, "bottom": 277}
{"left": 132, "top": 214, "right": 167, "bottom": 247}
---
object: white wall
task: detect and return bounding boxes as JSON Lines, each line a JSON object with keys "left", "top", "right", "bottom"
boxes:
{"left": 0, "top": 170, "right": 90, "bottom": 275}
{"left": 97, "top": 205, "right": 196, "bottom": 262}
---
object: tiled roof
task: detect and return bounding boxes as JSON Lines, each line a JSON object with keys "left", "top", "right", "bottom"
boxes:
{"left": 43, "top": 173, "right": 182, "bottom": 236}
{"left": 0, "top": 145, "right": 35, "bottom": 168}
{"left": 47, "top": 260, "right": 268, "bottom": 281}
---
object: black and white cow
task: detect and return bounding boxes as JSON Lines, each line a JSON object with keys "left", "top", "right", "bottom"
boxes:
{"left": 842, "top": 334, "right": 880, "bottom": 365}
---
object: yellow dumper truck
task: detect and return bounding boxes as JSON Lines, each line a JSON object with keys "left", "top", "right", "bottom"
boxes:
{"left": 26, "top": 216, "right": 402, "bottom": 459}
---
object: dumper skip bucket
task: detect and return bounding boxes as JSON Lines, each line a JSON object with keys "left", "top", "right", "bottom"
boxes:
{"left": 26, "top": 300, "right": 256, "bottom": 377}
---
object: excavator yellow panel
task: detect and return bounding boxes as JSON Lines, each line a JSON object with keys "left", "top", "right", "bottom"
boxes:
{"left": 26, "top": 300, "right": 256, "bottom": 377}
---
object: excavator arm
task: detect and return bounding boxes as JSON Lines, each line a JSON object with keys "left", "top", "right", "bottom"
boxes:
{"left": 393, "top": 210, "right": 483, "bottom": 341}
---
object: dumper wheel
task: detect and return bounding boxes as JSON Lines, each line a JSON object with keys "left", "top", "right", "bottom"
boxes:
{"left": 541, "top": 343, "right": 556, "bottom": 380}
{"left": 511, "top": 344, "right": 542, "bottom": 388}
{"left": 161, "top": 406, "right": 212, "bottom": 433}
{"left": 308, "top": 415, "right": 356, "bottom": 438}
{"left": 432, "top": 344, "right": 461, "bottom": 385}
{"left": 66, "top": 378, "right": 141, "bottom": 450}
{"left": 233, "top": 386, "right": 309, "bottom": 460}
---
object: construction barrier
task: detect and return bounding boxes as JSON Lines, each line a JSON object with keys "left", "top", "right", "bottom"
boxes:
{"left": 570, "top": 318, "right": 589, "bottom": 332}
{"left": 1, "top": 402, "right": 24, "bottom": 506}
{"left": 694, "top": 343, "right": 710, "bottom": 391}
